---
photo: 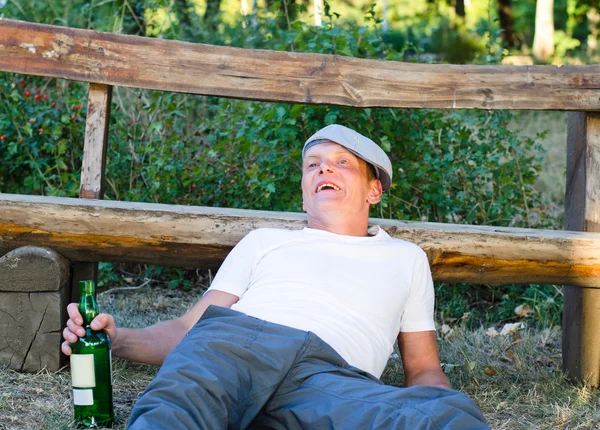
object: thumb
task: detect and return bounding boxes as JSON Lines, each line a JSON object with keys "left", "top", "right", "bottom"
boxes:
{"left": 90, "top": 313, "right": 116, "bottom": 333}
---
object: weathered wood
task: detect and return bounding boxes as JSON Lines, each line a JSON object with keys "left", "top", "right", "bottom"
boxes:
{"left": 1, "top": 194, "right": 600, "bottom": 287}
{"left": 0, "top": 246, "right": 69, "bottom": 292}
{"left": 563, "top": 112, "right": 600, "bottom": 386}
{"left": 1, "top": 18, "right": 599, "bottom": 111}
{"left": 80, "top": 83, "right": 112, "bottom": 199}
{"left": 71, "top": 83, "right": 113, "bottom": 302}
{"left": 0, "top": 247, "right": 69, "bottom": 372}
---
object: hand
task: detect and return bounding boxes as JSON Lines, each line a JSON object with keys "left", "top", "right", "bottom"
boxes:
{"left": 61, "top": 302, "right": 118, "bottom": 356}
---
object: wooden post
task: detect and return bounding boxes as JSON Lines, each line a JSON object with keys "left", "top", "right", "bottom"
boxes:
{"left": 71, "top": 83, "right": 112, "bottom": 302}
{"left": 563, "top": 112, "right": 600, "bottom": 386}
{"left": 0, "top": 247, "right": 70, "bottom": 372}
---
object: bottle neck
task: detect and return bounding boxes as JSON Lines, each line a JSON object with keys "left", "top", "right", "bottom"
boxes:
{"left": 79, "top": 281, "right": 99, "bottom": 326}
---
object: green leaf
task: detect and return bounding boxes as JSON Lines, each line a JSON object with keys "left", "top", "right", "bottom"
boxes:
{"left": 22, "top": 123, "right": 33, "bottom": 137}
{"left": 7, "top": 141, "right": 18, "bottom": 155}
{"left": 57, "top": 139, "right": 67, "bottom": 155}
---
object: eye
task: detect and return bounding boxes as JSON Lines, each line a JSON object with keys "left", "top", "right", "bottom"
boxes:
{"left": 339, "top": 159, "right": 348, "bottom": 165}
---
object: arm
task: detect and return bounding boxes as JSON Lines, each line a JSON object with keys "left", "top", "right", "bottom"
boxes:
{"left": 397, "top": 330, "right": 450, "bottom": 388}
{"left": 62, "top": 289, "right": 239, "bottom": 366}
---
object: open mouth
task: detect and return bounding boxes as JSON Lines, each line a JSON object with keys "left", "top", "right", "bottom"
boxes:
{"left": 316, "top": 183, "right": 341, "bottom": 193}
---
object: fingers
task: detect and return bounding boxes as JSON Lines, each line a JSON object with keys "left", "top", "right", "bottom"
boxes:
{"left": 61, "top": 340, "right": 73, "bottom": 356}
{"left": 66, "top": 318, "right": 86, "bottom": 338}
{"left": 66, "top": 303, "right": 83, "bottom": 325}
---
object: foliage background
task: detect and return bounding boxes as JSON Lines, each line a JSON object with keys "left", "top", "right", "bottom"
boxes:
{"left": 1, "top": 0, "right": 593, "bottom": 327}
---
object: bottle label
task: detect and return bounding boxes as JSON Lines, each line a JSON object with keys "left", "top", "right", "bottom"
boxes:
{"left": 70, "top": 354, "right": 96, "bottom": 388}
{"left": 73, "top": 388, "right": 94, "bottom": 406}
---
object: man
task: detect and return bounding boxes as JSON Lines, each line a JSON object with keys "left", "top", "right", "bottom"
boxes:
{"left": 63, "top": 124, "right": 488, "bottom": 429}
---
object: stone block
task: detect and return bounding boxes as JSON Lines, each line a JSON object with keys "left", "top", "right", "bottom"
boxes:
{"left": 0, "top": 247, "right": 69, "bottom": 372}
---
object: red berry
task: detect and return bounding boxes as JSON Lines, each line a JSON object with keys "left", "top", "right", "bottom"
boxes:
{"left": 74, "top": 104, "right": 81, "bottom": 110}
{"left": 38, "top": 128, "right": 43, "bottom": 133}
{"left": 24, "top": 89, "right": 31, "bottom": 97}
{"left": 51, "top": 101, "right": 56, "bottom": 107}
{"left": 43, "top": 94, "right": 48, "bottom": 100}
{"left": 34, "top": 86, "right": 40, "bottom": 93}
{"left": 0, "top": 135, "right": 5, "bottom": 141}
{"left": 34, "top": 94, "right": 40, "bottom": 101}
{"left": 18, "top": 138, "right": 24, "bottom": 143}
{"left": 71, "top": 115, "right": 76, "bottom": 121}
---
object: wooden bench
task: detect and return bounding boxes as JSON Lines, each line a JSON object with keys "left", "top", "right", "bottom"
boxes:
{"left": 1, "top": 18, "right": 600, "bottom": 384}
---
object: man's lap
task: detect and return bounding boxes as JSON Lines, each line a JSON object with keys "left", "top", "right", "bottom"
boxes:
{"left": 128, "top": 305, "right": 488, "bottom": 429}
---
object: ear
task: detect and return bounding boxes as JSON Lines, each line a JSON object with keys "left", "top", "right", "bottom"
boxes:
{"left": 366, "top": 179, "right": 383, "bottom": 205}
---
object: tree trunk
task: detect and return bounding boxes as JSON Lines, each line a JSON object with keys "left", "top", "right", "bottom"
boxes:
{"left": 175, "top": 0, "right": 195, "bottom": 39}
{"left": 455, "top": 0, "right": 465, "bottom": 18}
{"left": 382, "top": 0, "right": 389, "bottom": 30}
{"left": 204, "top": 0, "right": 222, "bottom": 31}
{"left": 498, "top": 0, "right": 517, "bottom": 48}
{"left": 533, "top": 0, "right": 555, "bottom": 62}
{"left": 587, "top": 7, "right": 600, "bottom": 55}
{"left": 314, "top": 0, "right": 322, "bottom": 26}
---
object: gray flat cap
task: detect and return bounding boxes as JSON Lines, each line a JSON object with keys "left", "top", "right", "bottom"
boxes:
{"left": 303, "top": 124, "right": 392, "bottom": 191}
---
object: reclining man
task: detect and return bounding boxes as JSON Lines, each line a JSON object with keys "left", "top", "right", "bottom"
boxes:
{"left": 63, "top": 124, "right": 488, "bottom": 429}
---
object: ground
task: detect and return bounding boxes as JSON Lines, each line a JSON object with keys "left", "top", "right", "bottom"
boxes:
{"left": 1, "top": 284, "right": 600, "bottom": 429}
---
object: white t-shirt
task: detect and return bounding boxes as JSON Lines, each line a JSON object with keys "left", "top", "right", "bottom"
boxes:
{"left": 207, "top": 226, "right": 435, "bottom": 378}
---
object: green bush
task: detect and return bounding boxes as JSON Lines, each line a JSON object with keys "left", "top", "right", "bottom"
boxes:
{"left": 0, "top": 77, "right": 87, "bottom": 196}
{"left": 0, "top": 2, "right": 561, "bottom": 326}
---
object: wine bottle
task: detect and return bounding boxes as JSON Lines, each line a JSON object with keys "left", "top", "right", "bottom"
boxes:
{"left": 70, "top": 280, "right": 115, "bottom": 428}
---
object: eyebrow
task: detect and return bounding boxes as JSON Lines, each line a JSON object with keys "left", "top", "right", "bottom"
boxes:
{"left": 304, "top": 150, "right": 355, "bottom": 159}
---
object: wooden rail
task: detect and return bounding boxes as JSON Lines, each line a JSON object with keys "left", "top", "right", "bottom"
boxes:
{"left": 1, "top": 18, "right": 600, "bottom": 111}
{"left": 1, "top": 194, "right": 600, "bottom": 287}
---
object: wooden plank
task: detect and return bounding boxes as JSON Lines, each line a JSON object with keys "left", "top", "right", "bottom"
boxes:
{"left": 0, "top": 18, "right": 599, "bottom": 111}
{"left": 80, "top": 83, "right": 112, "bottom": 199}
{"left": 1, "top": 194, "right": 600, "bottom": 287}
{"left": 72, "top": 83, "right": 112, "bottom": 301}
{"left": 563, "top": 112, "right": 600, "bottom": 386}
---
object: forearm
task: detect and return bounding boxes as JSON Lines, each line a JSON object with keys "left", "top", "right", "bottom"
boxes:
{"left": 405, "top": 368, "right": 450, "bottom": 388}
{"left": 111, "top": 318, "right": 188, "bottom": 366}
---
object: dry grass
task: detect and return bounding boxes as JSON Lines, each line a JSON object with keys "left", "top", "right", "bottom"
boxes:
{"left": 3, "top": 286, "right": 600, "bottom": 429}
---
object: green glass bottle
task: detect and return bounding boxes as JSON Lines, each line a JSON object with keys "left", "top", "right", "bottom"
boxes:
{"left": 70, "top": 280, "right": 115, "bottom": 428}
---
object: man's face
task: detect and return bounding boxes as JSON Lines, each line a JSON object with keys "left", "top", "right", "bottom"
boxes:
{"left": 301, "top": 141, "right": 381, "bottom": 216}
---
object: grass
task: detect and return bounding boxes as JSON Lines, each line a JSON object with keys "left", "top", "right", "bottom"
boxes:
{"left": 2, "top": 285, "right": 600, "bottom": 429}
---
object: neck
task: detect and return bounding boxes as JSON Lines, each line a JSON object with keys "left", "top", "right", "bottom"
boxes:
{"left": 306, "top": 213, "right": 370, "bottom": 236}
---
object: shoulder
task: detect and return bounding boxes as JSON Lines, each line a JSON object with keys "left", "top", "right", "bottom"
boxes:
{"left": 241, "top": 227, "right": 303, "bottom": 243}
{"left": 375, "top": 226, "right": 426, "bottom": 252}
{"left": 373, "top": 226, "right": 429, "bottom": 263}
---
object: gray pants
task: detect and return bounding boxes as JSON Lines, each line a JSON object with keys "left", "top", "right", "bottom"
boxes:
{"left": 128, "top": 306, "right": 489, "bottom": 429}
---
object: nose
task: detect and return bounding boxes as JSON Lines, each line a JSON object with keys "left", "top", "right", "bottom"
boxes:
{"left": 319, "top": 160, "right": 334, "bottom": 174}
